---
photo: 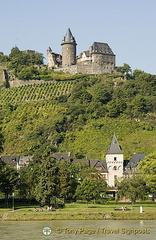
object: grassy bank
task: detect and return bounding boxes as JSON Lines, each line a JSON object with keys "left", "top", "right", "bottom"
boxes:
{"left": 1, "top": 203, "right": 156, "bottom": 221}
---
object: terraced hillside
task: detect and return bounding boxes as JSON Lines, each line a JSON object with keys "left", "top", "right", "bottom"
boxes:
{"left": 0, "top": 81, "right": 75, "bottom": 104}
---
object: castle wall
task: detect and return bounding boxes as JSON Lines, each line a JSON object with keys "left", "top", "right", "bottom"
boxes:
{"left": 54, "top": 64, "right": 93, "bottom": 74}
{"left": 47, "top": 51, "right": 56, "bottom": 68}
{"left": 92, "top": 54, "right": 115, "bottom": 74}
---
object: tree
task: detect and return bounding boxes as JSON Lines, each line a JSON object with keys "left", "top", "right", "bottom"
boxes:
{"left": 17, "top": 66, "right": 39, "bottom": 80}
{"left": 117, "top": 175, "right": 149, "bottom": 203}
{"left": 69, "top": 81, "right": 92, "bottom": 104}
{"left": 0, "top": 52, "right": 8, "bottom": 63}
{"left": 58, "top": 160, "right": 77, "bottom": 201}
{"left": 35, "top": 157, "right": 59, "bottom": 207}
{"left": 138, "top": 153, "right": 156, "bottom": 197}
{"left": 127, "top": 96, "right": 149, "bottom": 118}
{"left": 7, "top": 46, "right": 44, "bottom": 77}
{"left": 106, "top": 99, "right": 127, "bottom": 117}
{"left": 0, "top": 165, "right": 19, "bottom": 206}
{"left": 75, "top": 177, "right": 107, "bottom": 204}
{"left": 78, "top": 167, "right": 100, "bottom": 181}
{"left": 92, "top": 83, "right": 112, "bottom": 104}
{"left": 0, "top": 131, "right": 4, "bottom": 153}
{"left": 117, "top": 63, "right": 132, "bottom": 75}
{"left": 133, "top": 69, "right": 144, "bottom": 79}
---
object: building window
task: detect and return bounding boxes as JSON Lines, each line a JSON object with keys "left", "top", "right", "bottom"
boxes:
{"left": 114, "top": 166, "right": 117, "bottom": 170}
{"left": 114, "top": 157, "right": 117, "bottom": 161}
{"left": 114, "top": 175, "right": 117, "bottom": 187}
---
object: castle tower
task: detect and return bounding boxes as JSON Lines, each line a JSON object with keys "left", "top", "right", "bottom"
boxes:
{"left": 106, "top": 133, "right": 123, "bottom": 187}
{"left": 47, "top": 47, "right": 62, "bottom": 69}
{"left": 61, "top": 28, "right": 77, "bottom": 67}
{"left": 47, "top": 47, "right": 54, "bottom": 68}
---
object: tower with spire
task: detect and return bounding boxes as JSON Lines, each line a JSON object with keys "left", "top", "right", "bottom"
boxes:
{"left": 106, "top": 133, "right": 124, "bottom": 186}
{"left": 61, "top": 28, "right": 77, "bottom": 67}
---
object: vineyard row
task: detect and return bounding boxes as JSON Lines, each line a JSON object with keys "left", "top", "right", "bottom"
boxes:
{"left": 0, "top": 81, "right": 75, "bottom": 105}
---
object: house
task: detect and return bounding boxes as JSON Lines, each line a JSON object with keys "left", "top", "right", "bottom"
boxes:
{"left": 0, "top": 155, "right": 32, "bottom": 170}
{"left": 0, "top": 137, "right": 145, "bottom": 187}
{"left": 124, "top": 153, "right": 146, "bottom": 176}
{"left": 53, "top": 134, "right": 146, "bottom": 187}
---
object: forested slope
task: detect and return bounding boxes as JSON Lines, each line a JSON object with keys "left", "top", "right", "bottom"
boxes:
{"left": 0, "top": 71, "right": 156, "bottom": 159}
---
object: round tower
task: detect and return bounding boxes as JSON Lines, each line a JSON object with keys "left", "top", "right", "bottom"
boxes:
{"left": 61, "top": 28, "right": 77, "bottom": 67}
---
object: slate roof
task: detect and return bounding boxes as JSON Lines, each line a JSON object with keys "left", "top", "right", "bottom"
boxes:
{"left": 0, "top": 155, "right": 20, "bottom": 168}
{"left": 91, "top": 42, "right": 115, "bottom": 55}
{"left": 72, "top": 159, "right": 108, "bottom": 173}
{"left": 90, "top": 159, "right": 108, "bottom": 173}
{"left": 53, "top": 152, "right": 71, "bottom": 162}
{"left": 72, "top": 159, "right": 90, "bottom": 166}
{"left": 0, "top": 156, "right": 32, "bottom": 168}
{"left": 62, "top": 28, "right": 76, "bottom": 44}
{"left": 107, "top": 133, "right": 123, "bottom": 154}
{"left": 126, "top": 154, "right": 146, "bottom": 169}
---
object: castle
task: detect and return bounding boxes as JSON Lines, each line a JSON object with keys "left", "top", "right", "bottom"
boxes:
{"left": 47, "top": 28, "right": 116, "bottom": 74}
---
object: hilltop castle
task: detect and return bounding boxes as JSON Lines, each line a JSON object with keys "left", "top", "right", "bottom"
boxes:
{"left": 47, "top": 28, "right": 116, "bottom": 74}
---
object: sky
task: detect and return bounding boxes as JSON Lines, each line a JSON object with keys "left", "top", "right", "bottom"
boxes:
{"left": 0, "top": 0, "right": 156, "bottom": 74}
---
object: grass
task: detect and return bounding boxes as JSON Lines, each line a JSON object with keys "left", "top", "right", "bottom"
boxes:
{"left": 0, "top": 202, "right": 156, "bottom": 221}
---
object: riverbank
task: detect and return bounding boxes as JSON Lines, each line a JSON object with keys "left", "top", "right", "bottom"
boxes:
{"left": 1, "top": 203, "right": 156, "bottom": 221}
{"left": 1, "top": 211, "right": 156, "bottom": 221}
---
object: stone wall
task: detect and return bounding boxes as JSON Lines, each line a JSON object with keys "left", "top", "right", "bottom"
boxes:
{"left": 8, "top": 79, "right": 46, "bottom": 88}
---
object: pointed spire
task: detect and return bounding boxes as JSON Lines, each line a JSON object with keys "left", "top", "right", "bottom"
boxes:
{"left": 47, "top": 47, "right": 52, "bottom": 52}
{"left": 107, "top": 133, "right": 123, "bottom": 154}
{"left": 62, "top": 28, "right": 76, "bottom": 44}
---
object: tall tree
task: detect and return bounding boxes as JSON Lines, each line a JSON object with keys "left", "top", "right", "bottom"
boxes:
{"left": 75, "top": 177, "right": 107, "bottom": 204}
{"left": 58, "top": 160, "right": 77, "bottom": 200}
{"left": 35, "top": 157, "right": 59, "bottom": 207}
{"left": 117, "top": 63, "right": 132, "bottom": 75}
{"left": 138, "top": 153, "right": 156, "bottom": 197}
{"left": 0, "top": 165, "right": 19, "bottom": 206}
{"left": 117, "top": 175, "right": 149, "bottom": 203}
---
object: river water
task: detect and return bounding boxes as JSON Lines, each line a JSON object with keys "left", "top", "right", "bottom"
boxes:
{"left": 0, "top": 220, "right": 155, "bottom": 240}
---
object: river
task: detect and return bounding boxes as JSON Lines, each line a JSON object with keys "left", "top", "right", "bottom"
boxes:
{"left": 0, "top": 220, "right": 155, "bottom": 240}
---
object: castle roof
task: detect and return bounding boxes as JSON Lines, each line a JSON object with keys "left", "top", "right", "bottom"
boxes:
{"left": 107, "top": 133, "right": 123, "bottom": 154}
{"left": 62, "top": 28, "right": 76, "bottom": 45}
{"left": 91, "top": 42, "right": 115, "bottom": 55}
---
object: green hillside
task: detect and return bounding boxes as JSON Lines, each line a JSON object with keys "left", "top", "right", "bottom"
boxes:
{"left": 0, "top": 63, "right": 7, "bottom": 86}
{"left": 0, "top": 81, "right": 75, "bottom": 104}
{"left": 0, "top": 71, "right": 156, "bottom": 159}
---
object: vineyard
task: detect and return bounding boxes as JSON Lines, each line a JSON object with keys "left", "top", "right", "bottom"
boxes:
{"left": 0, "top": 81, "right": 75, "bottom": 104}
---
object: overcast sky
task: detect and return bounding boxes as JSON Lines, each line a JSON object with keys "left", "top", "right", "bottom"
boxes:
{"left": 1, "top": 0, "right": 156, "bottom": 74}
